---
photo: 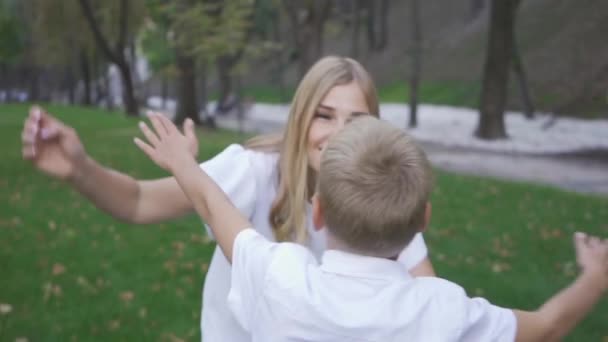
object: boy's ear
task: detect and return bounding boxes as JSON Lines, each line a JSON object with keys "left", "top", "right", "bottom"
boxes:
{"left": 312, "top": 194, "right": 325, "bottom": 231}
{"left": 419, "top": 202, "right": 432, "bottom": 233}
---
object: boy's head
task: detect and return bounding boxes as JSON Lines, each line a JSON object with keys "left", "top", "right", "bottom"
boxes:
{"left": 312, "top": 116, "right": 433, "bottom": 258}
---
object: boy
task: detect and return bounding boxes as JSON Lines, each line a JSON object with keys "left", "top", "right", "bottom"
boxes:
{"left": 135, "top": 113, "right": 608, "bottom": 341}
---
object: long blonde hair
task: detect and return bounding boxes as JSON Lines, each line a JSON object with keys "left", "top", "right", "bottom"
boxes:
{"left": 246, "top": 56, "right": 380, "bottom": 243}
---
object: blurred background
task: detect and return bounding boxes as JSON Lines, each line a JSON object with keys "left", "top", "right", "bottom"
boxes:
{"left": 1, "top": 0, "right": 608, "bottom": 341}
{"left": 1, "top": 0, "right": 606, "bottom": 127}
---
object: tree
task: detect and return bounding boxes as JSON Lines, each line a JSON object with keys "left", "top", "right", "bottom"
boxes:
{"left": 350, "top": 0, "right": 362, "bottom": 58}
{"left": 26, "top": 0, "right": 101, "bottom": 105}
{"left": 284, "top": 0, "right": 332, "bottom": 79}
{"left": 511, "top": 9, "right": 535, "bottom": 119}
{"left": 363, "top": 0, "right": 389, "bottom": 52}
{"left": 142, "top": 0, "right": 177, "bottom": 110}
{"left": 0, "top": 2, "right": 25, "bottom": 99}
{"left": 78, "top": 0, "right": 145, "bottom": 116}
{"left": 408, "top": 0, "right": 422, "bottom": 128}
{"left": 475, "top": 0, "right": 520, "bottom": 140}
{"left": 171, "top": 0, "right": 257, "bottom": 124}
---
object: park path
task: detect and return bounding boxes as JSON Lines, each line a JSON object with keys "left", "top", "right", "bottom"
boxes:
{"left": 212, "top": 112, "right": 608, "bottom": 196}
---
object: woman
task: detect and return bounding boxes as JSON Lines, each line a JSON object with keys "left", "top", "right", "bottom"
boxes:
{"left": 21, "top": 56, "right": 435, "bottom": 341}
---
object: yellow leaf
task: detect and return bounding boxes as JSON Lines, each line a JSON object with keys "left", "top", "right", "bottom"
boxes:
{"left": 120, "top": 291, "right": 135, "bottom": 303}
{"left": 52, "top": 263, "right": 66, "bottom": 276}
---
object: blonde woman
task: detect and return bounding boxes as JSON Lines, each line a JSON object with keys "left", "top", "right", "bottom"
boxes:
{"left": 21, "top": 56, "right": 435, "bottom": 341}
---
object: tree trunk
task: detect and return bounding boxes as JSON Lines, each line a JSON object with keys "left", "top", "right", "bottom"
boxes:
{"left": 351, "top": 0, "right": 361, "bottom": 58}
{"left": 511, "top": 39, "right": 534, "bottom": 119}
{"left": 216, "top": 56, "right": 233, "bottom": 114}
{"left": 0, "top": 63, "right": 6, "bottom": 102}
{"left": 80, "top": 49, "right": 92, "bottom": 105}
{"left": 366, "top": 1, "right": 376, "bottom": 50}
{"left": 78, "top": 0, "right": 139, "bottom": 115}
{"left": 235, "top": 75, "right": 245, "bottom": 134}
{"left": 28, "top": 67, "right": 40, "bottom": 102}
{"left": 378, "top": 0, "right": 389, "bottom": 50}
{"left": 271, "top": 9, "right": 288, "bottom": 102}
{"left": 104, "top": 69, "right": 113, "bottom": 109}
{"left": 471, "top": 0, "right": 486, "bottom": 20}
{"left": 284, "top": 0, "right": 331, "bottom": 79}
{"left": 161, "top": 72, "right": 168, "bottom": 110}
{"left": 174, "top": 52, "right": 199, "bottom": 125}
{"left": 65, "top": 66, "right": 76, "bottom": 105}
{"left": 116, "top": 61, "right": 139, "bottom": 116}
{"left": 475, "top": 0, "right": 517, "bottom": 140}
{"left": 408, "top": 0, "right": 422, "bottom": 128}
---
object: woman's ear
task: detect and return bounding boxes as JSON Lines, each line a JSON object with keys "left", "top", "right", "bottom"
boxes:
{"left": 312, "top": 194, "right": 325, "bottom": 231}
{"left": 420, "top": 202, "right": 432, "bottom": 233}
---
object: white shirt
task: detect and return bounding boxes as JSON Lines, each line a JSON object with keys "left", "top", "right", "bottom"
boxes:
{"left": 228, "top": 229, "right": 517, "bottom": 342}
{"left": 199, "top": 144, "right": 429, "bottom": 341}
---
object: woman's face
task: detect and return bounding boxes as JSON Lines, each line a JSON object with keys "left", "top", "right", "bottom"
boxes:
{"left": 307, "top": 82, "right": 371, "bottom": 172}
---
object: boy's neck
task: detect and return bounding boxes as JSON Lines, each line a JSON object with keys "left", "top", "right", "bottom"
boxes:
{"left": 325, "top": 231, "right": 399, "bottom": 260}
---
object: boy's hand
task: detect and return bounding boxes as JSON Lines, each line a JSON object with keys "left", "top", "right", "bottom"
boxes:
{"left": 134, "top": 113, "right": 195, "bottom": 173}
{"left": 574, "top": 232, "right": 608, "bottom": 289}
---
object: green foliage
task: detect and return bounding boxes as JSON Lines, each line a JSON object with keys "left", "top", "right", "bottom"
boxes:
{"left": 170, "top": 0, "right": 254, "bottom": 64}
{"left": 0, "top": 1, "right": 24, "bottom": 65}
{"left": 27, "top": 0, "right": 93, "bottom": 67}
{"left": 140, "top": 2, "right": 175, "bottom": 75}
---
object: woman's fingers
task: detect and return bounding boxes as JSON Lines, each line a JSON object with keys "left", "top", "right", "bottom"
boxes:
{"left": 133, "top": 137, "right": 158, "bottom": 162}
{"left": 138, "top": 121, "right": 160, "bottom": 146}
{"left": 156, "top": 113, "right": 179, "bottom": 134}
{"left": 22, "top": 107, "right": 42, "bottom": 158}
{"left": 183, "top": 118, "right": 199, "bottom": 157}
{"left": 147, "top": 112, "right": 169, "bottom": 137}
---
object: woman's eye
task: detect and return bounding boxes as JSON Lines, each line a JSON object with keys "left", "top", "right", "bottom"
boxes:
{"left": 314, "top": 112, "right": 332, "bottom": 120}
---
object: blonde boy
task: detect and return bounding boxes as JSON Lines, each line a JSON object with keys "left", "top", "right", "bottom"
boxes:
{"left": 136, "top": 114, "right": 608, "bottom": 341}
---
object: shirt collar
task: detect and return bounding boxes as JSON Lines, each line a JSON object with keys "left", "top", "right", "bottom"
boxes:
{"left": 320, "top": 249, "right": 412, "bottom": 281}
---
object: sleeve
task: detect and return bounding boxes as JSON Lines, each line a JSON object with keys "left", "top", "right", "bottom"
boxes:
{"left": 457, "top": 296, "right": 517, "bottom": 341}
{"left": 227, "top": 229, "right": 278, "bottom": 332}
{"left": 396, "top": 232, "right": 428, "bottom": 270}
{"left": 199, "top": 144, "right": 257, "bottom": 239}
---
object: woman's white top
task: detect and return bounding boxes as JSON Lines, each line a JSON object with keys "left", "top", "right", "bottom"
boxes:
{"left": 199, "top": 144, "right": 429, "bottom": 341}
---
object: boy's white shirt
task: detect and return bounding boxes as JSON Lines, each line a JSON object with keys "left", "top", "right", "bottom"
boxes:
{"left": 199, "top": 144, "right": 430, "bottom": 341}
{"left": 228, "top": 228, "right": 517, "bottom": 342}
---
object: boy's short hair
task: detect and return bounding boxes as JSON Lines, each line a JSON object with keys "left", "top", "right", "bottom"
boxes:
{"left": 318, "top": 116, "right": 433, "bottom": 257}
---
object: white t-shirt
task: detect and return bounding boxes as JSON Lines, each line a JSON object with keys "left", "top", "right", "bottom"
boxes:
{"left": 199, "top": 144, "right": 429, "bottom": 341}
{"left": 228, "top": 229, "right": 517, "bottom": 342}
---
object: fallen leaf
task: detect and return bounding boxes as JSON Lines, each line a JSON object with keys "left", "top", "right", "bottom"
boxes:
{"left": 52, "top": 263, "right": 66, "bottom": 276}
{"left": 120, "top": 291, "right": 135, "bottom": 303}
{"left": 107, "top": 320, "right": 120, "bottom": 331}
{"left": 163, "top": 333, "right": 185, "bottom": 342}
{"left": 0, "top": 303, "right": 12, "bottom": 314}
{"left": 52, "top": 284, "right": 63, "bottom": 297}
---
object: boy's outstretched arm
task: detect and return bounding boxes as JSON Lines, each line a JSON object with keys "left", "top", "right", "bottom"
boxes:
{"left": 514, "top": 232, "right": 608, "bottom": 342}
{"left": 134, "top": 113, "right": 250, "bottom": 263}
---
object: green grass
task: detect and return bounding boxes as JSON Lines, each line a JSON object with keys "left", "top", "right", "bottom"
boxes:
{"left": 1, "top": 104, "right": 607, "bottom": 341}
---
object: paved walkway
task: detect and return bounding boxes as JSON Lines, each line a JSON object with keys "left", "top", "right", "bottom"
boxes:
{"left": 213, "top": 113, "right": 608, "bottom": 196}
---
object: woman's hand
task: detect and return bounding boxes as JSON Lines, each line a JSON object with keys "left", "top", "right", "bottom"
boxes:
{"left": 21, "top": 106, "right": 87, "bottom": 181}
{"left": 134, "top": 113, "right": 196, "bottom": 173}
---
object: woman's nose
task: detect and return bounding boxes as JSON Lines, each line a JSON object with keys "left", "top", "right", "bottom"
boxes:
{"left": 332, "top": 119, "right": 347, "bottom": 135}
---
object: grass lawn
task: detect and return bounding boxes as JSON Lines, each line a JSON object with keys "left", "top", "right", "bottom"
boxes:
{"left": 1, "top": 104, "right": 607, "bottom": 341}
